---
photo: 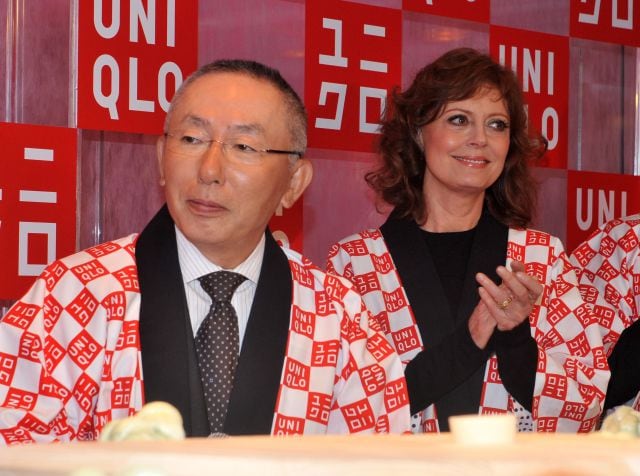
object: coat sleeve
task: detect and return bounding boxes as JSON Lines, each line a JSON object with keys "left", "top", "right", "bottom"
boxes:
{"left": 530, "top": 237, "right": 609, "bottom": 432}
{"left": 0, "top": 273, "right": 77, "bottom": 444}
{"left": 323, "top": 274, "right": 411, "bottom": 434}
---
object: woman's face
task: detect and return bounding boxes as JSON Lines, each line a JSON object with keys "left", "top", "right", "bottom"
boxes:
{"left": 420, "top": 86, "right": 510, "bottom": 200}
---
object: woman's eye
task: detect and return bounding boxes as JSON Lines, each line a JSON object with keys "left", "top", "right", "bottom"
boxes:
{"left": 488, "top": 120, "right": 510, "bottom": 132}
{"left": 447, "top": 115, "right": 467, "bottom": 126}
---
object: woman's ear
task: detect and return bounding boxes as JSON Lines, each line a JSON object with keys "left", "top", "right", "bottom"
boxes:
{"left": 415, "top": 128, "right": 425, "bottom": 152}
{"left": 280, "top": 159, "right": 313, "bottom": 209}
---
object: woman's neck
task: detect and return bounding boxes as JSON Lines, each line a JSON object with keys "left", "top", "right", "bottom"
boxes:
{"left": 421, "top": 192, "right": 485, "bottom": 233}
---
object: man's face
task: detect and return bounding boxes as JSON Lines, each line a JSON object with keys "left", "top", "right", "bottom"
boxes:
{"left": 157, "top": 72, "right": 311, "bottom": 268}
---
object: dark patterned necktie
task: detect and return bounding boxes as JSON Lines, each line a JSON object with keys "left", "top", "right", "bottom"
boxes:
{"left": 196, "top": 270, "right": 247, "bottom": 434}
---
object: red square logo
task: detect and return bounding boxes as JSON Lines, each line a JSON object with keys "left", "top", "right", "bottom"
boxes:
{"left": 0, "top": 123, "right": 77, "bottom": 300}
{"left": 306, "top": 1, "right": 401, "bottom": 152}
{"left": 77, "top": 1, "right": 198, "bottom": 133}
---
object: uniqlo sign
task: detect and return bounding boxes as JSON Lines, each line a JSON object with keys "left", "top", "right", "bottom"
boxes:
{"left": 305, "top": 1, "right": 401, "bottom": 152}
{"left": 0, "top": 123, "right": 77, "bottom": 300}
{"left": 403, "top": 0, "right": 489, "bottom": 23}
{"left": 571, "top": 0, "right": 640, "bottom": 47}
{"left": 490, "top": 27, "right": 569, "bottom": 169}
{"left": 77, "top": 0, "right": 198, "bottom": 134}
{"left": 566, "top": 170, "right": 640, "bottom": 251}
{"left": 270, "top": 199, "right": 303, "bottom": 253}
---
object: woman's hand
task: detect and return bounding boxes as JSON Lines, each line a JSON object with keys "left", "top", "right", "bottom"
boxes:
{"left": 475, "top": 260, "right": 543, "bottom": 331}
{"left": 468, "top": 300, "right": 496, "bottom": 349}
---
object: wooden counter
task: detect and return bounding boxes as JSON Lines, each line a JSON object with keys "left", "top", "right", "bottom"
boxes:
{"left": 1, "top": 433, "right": 639, "bottom": 475}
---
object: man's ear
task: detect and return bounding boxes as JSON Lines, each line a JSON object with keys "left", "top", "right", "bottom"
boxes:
{"left": 280, "top": 159, "right": 313, "bottom": 209}
{"left": 156, "top": 135, "right": 166, "bottom": 186}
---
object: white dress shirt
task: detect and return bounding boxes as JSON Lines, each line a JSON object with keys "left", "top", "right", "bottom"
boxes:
{"left": 175, "top": 226, "right": 264, "bottom": 349}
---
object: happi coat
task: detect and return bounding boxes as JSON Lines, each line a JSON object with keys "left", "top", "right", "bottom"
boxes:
{"left": 0, "top": 206, "right": 410, "bottom": 444}
{"left": 570, "top": 214, "right": 640, "bottom": 410}
{"left": 327, "top": 214, "right": 609, "bottom": 433}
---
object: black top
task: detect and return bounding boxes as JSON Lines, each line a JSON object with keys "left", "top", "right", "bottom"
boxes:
{"left": 604, "top": 318, "right": 640, "bottom": 410}
{"left": 381, "top": 211, "right": 537, "bottom": 431}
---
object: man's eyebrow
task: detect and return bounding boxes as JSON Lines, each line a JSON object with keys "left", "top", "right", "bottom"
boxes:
{"left": 179, "top": 115, "right": 210, "bottom": 128}
{"left": 227, "top": 123, "right": 266, "bottom": 136}
{"left": 177, "top": 116, "right": 266, "bottom": 136}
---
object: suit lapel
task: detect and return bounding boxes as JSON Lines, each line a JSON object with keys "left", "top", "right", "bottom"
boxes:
{"left": 381, "top": 216, "right": 454, "bottom": 347}
{"left": 136, "top": 205, "right": 208, "bottom": 437}
{"left": 224, "top": 230, "right": 292, "bottom": 435}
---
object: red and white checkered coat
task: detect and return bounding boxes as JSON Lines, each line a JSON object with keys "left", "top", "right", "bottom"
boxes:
{"left": 328, "top": 227, "right": 609, "bottom": 433}
{"left": 0, "top": 235, "right": 410, "bottom": 444}
{"left": 570, "top": 214, "right": 640, "bottom": 409}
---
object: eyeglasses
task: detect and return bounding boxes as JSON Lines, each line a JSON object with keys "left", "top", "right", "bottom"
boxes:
{"left": 164, "top": 132, "right": 303, "bottom": 165}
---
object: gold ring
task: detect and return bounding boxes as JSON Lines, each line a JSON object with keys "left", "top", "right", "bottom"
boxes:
{"left": 499, "top": 296, "right": 513, "bottom": 310}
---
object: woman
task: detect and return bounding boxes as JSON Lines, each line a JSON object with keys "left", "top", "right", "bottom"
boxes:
{"left": 327, "top": 48, "right": 608, "bottom": 433}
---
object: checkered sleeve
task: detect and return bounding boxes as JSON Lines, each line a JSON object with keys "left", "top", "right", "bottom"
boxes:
{"left": 570, "top": 215, "right": 640, "bottom": 357}
{"left": 516, "top": 231, "right": 609, "bottom": 432}
{"left": 327, "top": 274, "right": 410, "bottom": 434}
{"left": 0, "top": 236, "right": 144, "bottom": 445}
{"left": 0, "top": 273, "right": 74, "bottom": 444}
{"left": 275, "top": 250, "right": 410, "bottom": 435}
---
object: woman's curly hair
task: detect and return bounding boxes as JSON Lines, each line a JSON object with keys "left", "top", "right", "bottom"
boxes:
{"left": 366, "top": 47, "right": 546, "bottom": 228}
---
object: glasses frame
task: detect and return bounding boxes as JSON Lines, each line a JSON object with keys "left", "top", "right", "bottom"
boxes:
{"left": 163, "top": 133, "right": 304, "bottom": 159}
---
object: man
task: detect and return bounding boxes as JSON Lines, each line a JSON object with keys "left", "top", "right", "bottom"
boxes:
{"left": 570, "top": 214, "right": 640, "bottom": 411}
{"left": 0, "top": 60, "right": 410, "bottom": 444}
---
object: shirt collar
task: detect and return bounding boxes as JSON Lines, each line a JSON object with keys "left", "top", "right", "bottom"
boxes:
{"left": 175, "top": 226, "right": 264, "bottom": 285}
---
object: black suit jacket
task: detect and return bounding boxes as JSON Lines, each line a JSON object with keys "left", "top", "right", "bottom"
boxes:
{"left": 136, "top": 206, "right": 292, "bottom": 435}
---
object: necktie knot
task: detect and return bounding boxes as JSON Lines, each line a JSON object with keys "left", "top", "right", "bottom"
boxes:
{"left": 199, "top": 270, "right": 246, "bottom": 303}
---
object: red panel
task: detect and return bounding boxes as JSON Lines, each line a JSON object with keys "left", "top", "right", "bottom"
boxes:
{"left": 566, "top": 170, "right": 640, "bottom": 252}
{"left": 0, "top": 123, "right": 77, "bottom": 300}
{"left": 490, "top": 27, "right": 569, "bottom": 169}
{"left": 570, "top": 0, "right": 640, "bottom": 47}
{"left": 77, "top": 0, "right": 198, "bottom": 134}
{"left": 305, "top": 0, "right": 402, "bottom": 152}
{"left": 403, "top": 0, "right": 489, "bottom": 23}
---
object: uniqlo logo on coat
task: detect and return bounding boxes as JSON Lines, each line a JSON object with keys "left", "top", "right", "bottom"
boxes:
{"left": 292, "top": 306, "right": 316, "bottom": 339}
{"left": 359, "top": 364, "right": 386, "bottom": 396}
{"left": 342, "top": 239, "right": 369, "bottom": 257}
{"left": 311, "top": 340, "right": 340, "bottom": 367}
{"left": 306, "top": 392, "right": 331, "bottom": 424}
{"left": 69, "top": 330, "right": 102, "bottom": 370}
{"left": 507, "top": 242, "right": 525, "bottom": 262}
{"left": 306, "top": 1, "right": 401, "bottom": 152}
{"left": 371, "top": 253, "right": 394, "bottom": 274}
{"left": 341, "top": 399, "right": 375, "bottom": 432}
{"left": 620, "top": 229, "right": 640, "bottom": 251}
{"left": 0, "top": 123, "right": 77, "bottom": 300}
{"left": 67, "top": 289, "right": 99, "bottom": 327}
{"left": 384, "top": 378, "right": 408, "bottom": 412}
{"left": 283, "top": 357, "right": 310, "bottom": 391}
{"left": 112, "top": 377, "right": 134, "bottom": 408}
{"left": 354, "top": 271, "right": 381, "bottom": 294}
{"left": 383, "top": 288, "right": 407, "bottom": 312}
{"left": 391, "top": 326, "right": 420, "bottom": 355}
{"left": 273, "top": 414, "right": 305, "bottom": 435}
{"left": 542, "top": 374, "right": 568, "bottom": 400}
{"left": 366, "top": 331, "right": 394, "bottom": 361}
{"left": 0, "top": 352, "right": 17, "bottom": 385}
